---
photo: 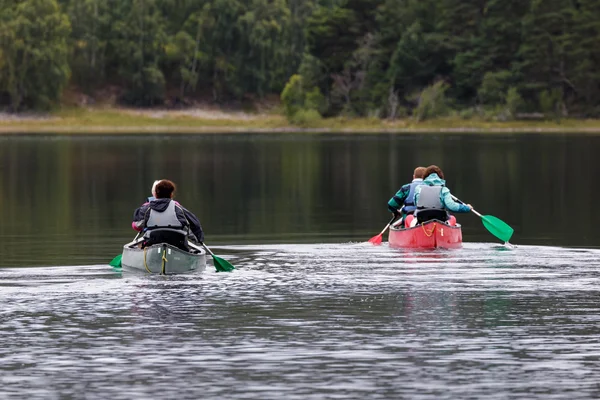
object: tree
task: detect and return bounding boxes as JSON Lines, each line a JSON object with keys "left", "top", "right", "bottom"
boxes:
{"left": 0, "top": 0, "right": 71, "bottom": 110}
{"left": 111, "top": 0, "right": 168, "bottom": 105}
{"left": 515, "top": 0, "right": 578, "bottom": 113}
{"left": 281, "top": 74, "right": 325, "bottom": 121}
{"left": 451, "top": 0, "right": 528, "bottom": 103}
{"left": 64, "top": 0, "right": 112, "bottom": 90}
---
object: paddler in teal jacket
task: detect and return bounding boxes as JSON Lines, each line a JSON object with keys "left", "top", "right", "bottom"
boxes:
{"left": 412, "top": 165, "right": 471, "bottom": 224}
{"left": 388, "top": 166, "right": 426, "bottom": 226}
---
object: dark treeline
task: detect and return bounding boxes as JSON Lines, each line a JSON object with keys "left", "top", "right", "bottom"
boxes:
{"left": 1, "top": 0, "right": 600, "bottom": 120}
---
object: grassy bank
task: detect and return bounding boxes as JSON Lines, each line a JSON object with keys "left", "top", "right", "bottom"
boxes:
{"left": 2, "top": 107, "right": 600, "bottom": 134}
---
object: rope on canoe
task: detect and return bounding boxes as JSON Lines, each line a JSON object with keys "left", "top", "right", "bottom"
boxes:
{"left": 161, "top": 249, "right": 168, "bottom": 275}
{"left": 143, "top": 247, "right": 151, "bottom": 274}
{"left": 422, "top": 222, "right": 436, "bottom": 237}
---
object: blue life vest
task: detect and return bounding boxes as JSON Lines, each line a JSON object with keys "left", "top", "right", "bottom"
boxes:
{"left": 403, "top": 180, "right": 423, "bottom": 214}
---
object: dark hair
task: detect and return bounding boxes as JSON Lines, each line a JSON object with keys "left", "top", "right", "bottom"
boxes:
{"left": 424, "top": 165, "right": 444, "bottom": 180}
{"left": 413, "top": 166, "right": 426, "bottom": 179}
{"left": 155, "top": 179, "right": 176, "bottom": 198}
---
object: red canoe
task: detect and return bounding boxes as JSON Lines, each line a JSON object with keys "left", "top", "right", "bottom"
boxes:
{"left": 389, "top": 220, "right": 462, "bottom": 249}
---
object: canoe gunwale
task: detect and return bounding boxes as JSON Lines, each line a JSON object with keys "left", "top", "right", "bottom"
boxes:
{"left": 389, "top": 219, "right": 462, "bottom": 233}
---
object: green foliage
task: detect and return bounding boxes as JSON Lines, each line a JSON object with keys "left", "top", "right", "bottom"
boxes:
{"left": 124, "top": 66, "right": 166, "bottom": 106}
{"left": 281, "top": 74, "right": 325, "bottom": 124}
{"left": 64, "top": 0, "right": 112, "bottom": 91}
{"left": 2, "top": 0, "right": 600, "bottom": 117}
{"left": 281, "top": 74, "right": 305, "bottom": 118}
{"left": 298, "top": 53, "right": 325, "bottom": 91}
{"left": 0, "top": 0, "right": 71, "bottom": 110}
{"left": 413, "top": 81, "right": 450, "bottom": 121}
{"left": 112, "top": 0, "right": 167, "bottom": 105}
{"left": 539, "top": 88, "right": 564, "bottom": 120}
{"left": 305, "top": 87, "right": 326, "bottom": 115}
{"left": 505, "top": 87, "right": 524, "bottom": 119}
{"left": 290, "top": 108, "right": 322, "bottom": 126}
{"left": 306, "top": 6, "right": 360, "bottom": 73}
{"left": 478, "top": 71, "right": 513, "bottom": 106}
{"left": 458, "top": 107, "right": 480, "bottom": 120}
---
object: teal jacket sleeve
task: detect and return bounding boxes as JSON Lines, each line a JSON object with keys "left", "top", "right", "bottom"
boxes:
{"left": 441, "top": 188, "right": 471, "bottom": 212}
{"left": 388, "top": 184, "right": 410, "bottom": 213}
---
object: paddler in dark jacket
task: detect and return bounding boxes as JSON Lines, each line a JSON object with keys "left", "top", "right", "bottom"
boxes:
{"left": 387, "top": 166, "right": 426, "bottom": 227}
{"left": 132, "top": 179, "right": 204, "bottom": 245}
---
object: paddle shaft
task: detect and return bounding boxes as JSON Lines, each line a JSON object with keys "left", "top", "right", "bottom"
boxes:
{"left": 451, "top": 195, "right": 514, "bottom": 243}
{"left": 201, "top": 243, "right": 215, "bottom": 257}
{"left": 451, "top": 195, "right": 481, "bottom": 217}
{"left": 190, "top": 241, "right": 236, "bottom": 271}
{"left": 189, "top": 241, "right": 212, "bottom": 256}
{"left": 379, "top": 216, "right": 397, "bottom": 236}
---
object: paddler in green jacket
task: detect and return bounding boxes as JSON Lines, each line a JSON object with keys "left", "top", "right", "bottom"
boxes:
{"left": 410, "top": 165, "right": 471, "bottom": 226}
{"left": 387, "top": 166, "right": 426, "bottom": 227}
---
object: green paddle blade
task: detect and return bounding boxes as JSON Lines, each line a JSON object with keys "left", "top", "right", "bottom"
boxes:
{"left": 109, "top": 254, "right": 122, "bottom": 268}
{"left": 481, "top": 215, "right": 514, "bottom": 243}
{"left": 212, "top": 255, "right": 235, "bottom": 272}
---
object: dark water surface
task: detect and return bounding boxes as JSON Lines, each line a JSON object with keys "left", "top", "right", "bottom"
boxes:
{"left": 1, "top": 133, "right": 600, "bottom": 399}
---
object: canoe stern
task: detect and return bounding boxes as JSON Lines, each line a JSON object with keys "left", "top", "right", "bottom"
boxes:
{"left": 121, "top": 243, "right": 207, "bottom": 274}
{"left": 389, "top": 220, "right": 462, "bottom": 249}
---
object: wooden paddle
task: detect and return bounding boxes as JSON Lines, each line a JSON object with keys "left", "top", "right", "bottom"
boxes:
{"left": 368, "top": 215, "right": 397, "bottom": 245}
{"left": 190, "top": 242, "right": 235, "bottom": 272}
{"left": 452, "top": 196, "right": 514, "bottom": 243}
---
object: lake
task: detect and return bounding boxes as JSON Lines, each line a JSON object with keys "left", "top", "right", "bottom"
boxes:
{"left": 1, "top": 133, "right": 599, "bottom": 399}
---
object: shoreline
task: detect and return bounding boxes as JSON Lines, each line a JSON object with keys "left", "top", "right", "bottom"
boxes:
{"left": 5, "top": 126, "right": 600, "bottom": 134}
{"left": 2, "top": 107, "right": 600, "bottom": 134}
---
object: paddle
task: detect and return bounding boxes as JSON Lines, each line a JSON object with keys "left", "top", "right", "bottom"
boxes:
{"left": 190, "top": 242, "right": 235, "bottom": 272}
{"left": 109, "top": 254, "right": 122, "bottom": 268}
{"left": 452, "top": 195, "right": 514, "bottom": 243}
{"left": 368, "top": 215, "right": 397, "bottom": 245}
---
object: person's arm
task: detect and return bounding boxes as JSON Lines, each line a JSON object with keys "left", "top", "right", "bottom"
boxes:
{"left": 441, "top": 188, "right": 471, "bottom": 213}
{"left": 132, "top": 204, "right": 149, "bottom": 231}
{"left": 176, "top": 205, "right": 204, "bottom": 243}
{"left": 185, "top": 210, "right": 204, "bottom": 242}
{"left": 387, "top": 184, "right": 410, "bottom": 214}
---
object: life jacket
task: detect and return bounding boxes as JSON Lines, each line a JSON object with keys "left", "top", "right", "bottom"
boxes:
{"left": 402, "top": 180, "right": 423, "bottom": 214}
{"left": 144, "top": 200, "right": 188, "bottom": 238}
{"left": 416, "top": 185, "right": 444, "bottom": 210}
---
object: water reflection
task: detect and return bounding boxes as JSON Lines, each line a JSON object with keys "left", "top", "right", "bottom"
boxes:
{"left": 0, "top": 133, "right": 599, "bottom": 268}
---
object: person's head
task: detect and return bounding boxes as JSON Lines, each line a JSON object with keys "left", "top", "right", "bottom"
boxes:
{"left": 424, "top": 165, "right": 444, "bottom": 180}
{"left": 413, "top": 166, "right": 426, "bottom": 179}
{"left": 151, "top": 180, "right": 160, "bottom": 198}
{"left": 155, "top": 179, "right": 177, "bottom": 199}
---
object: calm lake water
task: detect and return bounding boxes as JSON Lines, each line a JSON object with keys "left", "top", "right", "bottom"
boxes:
{"left": 1, "top": 133, "right": 600, "bottom": 399}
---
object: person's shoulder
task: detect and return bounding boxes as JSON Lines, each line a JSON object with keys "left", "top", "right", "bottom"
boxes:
{"left": 173, "top": 201, "right": 192, "bottom": 213}
{"left": 135, "top": 202, "right": 150, "bottom": 210}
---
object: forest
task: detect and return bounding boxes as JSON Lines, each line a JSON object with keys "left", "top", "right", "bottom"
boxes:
{"left": 1, "top": 0, "right": 599, "bottom": 122}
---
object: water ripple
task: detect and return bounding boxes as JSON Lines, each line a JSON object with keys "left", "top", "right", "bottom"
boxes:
{"left": 1, "top": 243, "right": 600, "bottom": 399}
